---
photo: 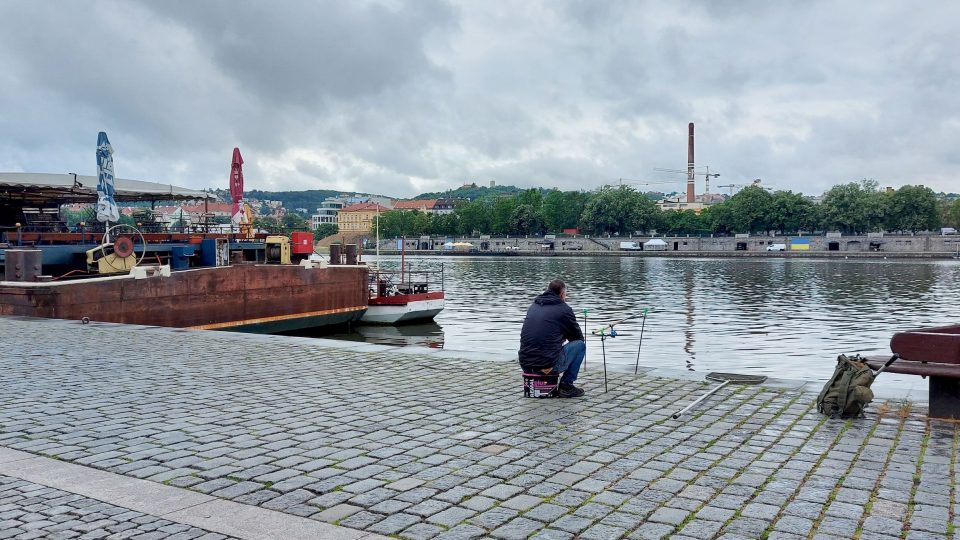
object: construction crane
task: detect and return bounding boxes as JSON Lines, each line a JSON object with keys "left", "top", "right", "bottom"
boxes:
{"left": 616, "top": 178, "right": 679, "bottom": 188}
{"left": 716, "top": 179, "right": 771, "bottom": 196}
{"left": 653, "top": 166, "right": 721, "bottom": 194}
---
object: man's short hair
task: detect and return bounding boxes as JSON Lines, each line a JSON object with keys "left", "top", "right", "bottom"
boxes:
{"left": 547, "top": 279, "right": 565, "bottom": 295}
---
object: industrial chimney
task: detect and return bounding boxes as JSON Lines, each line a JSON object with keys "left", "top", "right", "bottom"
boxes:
{"left": 687, "top": 123, "right": 695, "bottom": 203}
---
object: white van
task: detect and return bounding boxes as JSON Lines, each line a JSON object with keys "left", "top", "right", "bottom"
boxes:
{"left": 619, "top": 241, "right": 642, "bottom": 251}
{"left": 766, "top": 243, "right": 786, "bottom": 251}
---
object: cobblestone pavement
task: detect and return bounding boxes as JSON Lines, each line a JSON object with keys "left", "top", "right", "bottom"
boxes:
{"left": 0, "top": 474, "right": 236, "bottom": 540}
{"left": 1, "top": 316, "right": 955, "bottom": 540}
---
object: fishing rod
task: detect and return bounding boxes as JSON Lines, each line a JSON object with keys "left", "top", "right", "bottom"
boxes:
{"left": 634, "top": 308, "right": 650, "bottom": 374}
{"left": 582, "top": 309, "right": 589, "bottom": 372}
{"left": 588, "top": 308, "right": 653, "bottom": 392}
{"left": 591, "top": 310, "right": 648, "bottom": 335}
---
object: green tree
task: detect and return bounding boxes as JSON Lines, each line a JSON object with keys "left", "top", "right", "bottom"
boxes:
{"left": 282, "top": 213, "right": 309, "bottom": 232}
{"left": 374, "top": 210, "right": 433, "bottom": 237}
{"left": 315, "top": 223, "right": 339, "bottom": 238}
{"left": 252, "top": 216, "right": 283, "bottom": 233}
{"left": 700, "top": 204, "right": 733, "bottom": 234}
{"left": 62, "top": 206, "right": 97, "bottom": 228}
{"left": 579, "top": 186, "right": 660, "bottom": 235}
{"left": 408, "top": 210, "right": 432, "bottom": 236}
{"left": 429, "top": 213, "right": 458, "bottom": 236}
{"left": 819, "top": 179, "right": 886, "bottom": 234}
{"left": 542, "top": 190, "right": 590, "bottom": 231}
{"left": 661, "top": 210, "right": 704, "bottom": 235}
{"left": 945, "top": 199, "right": 960, "bottom": 229}
{"left": 374, "top": 210, "right": 405, "bottom": 238}
{"left": 489, "top": 196, "right": 519, "bottom": 235}
{"left": 515, "top": 188, "right": 544, "bottom": 211}
{"left": 768, "top": 191, "right": 817, "bottom": 234}
{"left": 509, "top": 204, "right": 545, "bottom": 235}
{"left": 726, "top": 185, "right": 774, "bottom": 233}
{"left": 454, "top": 199, "right": 491, "bottom": 235}
{"left": 885, "top": 185, "right": 941, "bottom": 232}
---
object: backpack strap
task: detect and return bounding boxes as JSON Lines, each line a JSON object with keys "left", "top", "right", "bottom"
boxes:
{"left": 818, "top": 356, "right": 849, "bottom": 415}
{"left": 832, "top": 367, "right": 855, "bottom": 419}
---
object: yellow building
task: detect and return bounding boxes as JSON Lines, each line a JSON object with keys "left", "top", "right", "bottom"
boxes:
{"left": 337, "top": 202, "right": 390, "bottom": 233}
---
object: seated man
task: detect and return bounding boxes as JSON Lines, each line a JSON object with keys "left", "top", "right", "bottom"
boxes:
{"left": 518, "top": 279, "right": 586, "bottom": 398}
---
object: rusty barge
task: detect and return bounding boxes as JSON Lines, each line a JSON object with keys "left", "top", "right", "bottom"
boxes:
{"left": 0, "top": 172, "right": 368, "bottom": 332}
{"left": 0, "top": 262, "right": 367, "bottom": 333}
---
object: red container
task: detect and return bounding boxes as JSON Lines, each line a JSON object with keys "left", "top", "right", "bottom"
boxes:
{"left": 291, "top": 232, "right": 314, "bottom": 254}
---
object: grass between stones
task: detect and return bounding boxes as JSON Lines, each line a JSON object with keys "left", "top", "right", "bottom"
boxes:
{"left": 849, "top": 400, "right": 912, "bottom": 540}
{"left": 898, "top": 420, "right": 931, "bottom": 540}
{"left": 662, "top": 389, "right": 811, "bottom": 537}
{"left": 801, "top": 408, "right": 886, "bottom": 540}
{"left": 710, "top": 400, "right": 830, "bottom": 540}
{"left": 948, "top": 426, "right": 958, "bottom": 539}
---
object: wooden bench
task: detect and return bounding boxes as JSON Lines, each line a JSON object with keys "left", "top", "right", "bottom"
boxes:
{"left": 864, "top": 324, "right": 960, "bottom": 418}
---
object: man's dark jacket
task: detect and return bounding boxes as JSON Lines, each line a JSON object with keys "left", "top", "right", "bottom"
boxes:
{"left": 518, "top": 290, "right": 584, "bottom": 372}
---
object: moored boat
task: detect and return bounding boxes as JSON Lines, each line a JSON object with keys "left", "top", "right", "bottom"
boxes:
{"left": 362, "top": 266, "right": 444, "bottom": 324}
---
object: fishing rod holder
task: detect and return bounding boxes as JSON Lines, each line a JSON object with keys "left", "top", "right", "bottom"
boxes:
{"left": 586, "top": 308, "right": 652, "bottom": 392}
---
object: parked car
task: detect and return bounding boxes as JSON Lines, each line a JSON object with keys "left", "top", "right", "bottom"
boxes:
{"left": 767, "top": 243, "right": 787, "bottom": 251}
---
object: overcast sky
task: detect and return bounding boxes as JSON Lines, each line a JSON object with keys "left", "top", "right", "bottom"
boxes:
{"left": 1, "top": 1, "right": 958, "bottom": 199}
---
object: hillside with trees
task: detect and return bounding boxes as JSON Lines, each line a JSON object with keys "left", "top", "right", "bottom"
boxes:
{"left": 413, "top": 183, "right": 522, "bottom": 201}
{"left": 245, "top": 189, "right": 341, "bottom": 213}
{"left": 370, "top": 180, "right": 952, "bottom": 239}
{"left": 192, "top": 180, "right": 956, "bottom": 238}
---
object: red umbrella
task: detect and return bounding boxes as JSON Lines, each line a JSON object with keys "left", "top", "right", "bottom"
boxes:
{"left": 230, "top": 147, "right": 244, "bottom": 224}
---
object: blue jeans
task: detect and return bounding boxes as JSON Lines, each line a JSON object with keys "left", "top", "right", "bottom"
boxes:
{"left": 554, "top": 340, "right": 585, "bottom": 385}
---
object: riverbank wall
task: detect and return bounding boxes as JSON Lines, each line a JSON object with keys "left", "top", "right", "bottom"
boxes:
{"left": 371, "top": 233, "right": 960, "bottom": 258}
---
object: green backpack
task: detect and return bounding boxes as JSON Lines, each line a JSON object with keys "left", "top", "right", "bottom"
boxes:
{"left": 817, "top": 354, "right": 876, "bottom": 418}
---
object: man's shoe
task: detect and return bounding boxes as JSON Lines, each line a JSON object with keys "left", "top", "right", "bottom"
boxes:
{"left": 557, "top": 383, "right": 584, "bottom": 398}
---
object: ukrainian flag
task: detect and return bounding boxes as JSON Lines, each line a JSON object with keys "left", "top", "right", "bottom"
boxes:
{"left": 791, "top": 238, "right": 811, "bottom": 251}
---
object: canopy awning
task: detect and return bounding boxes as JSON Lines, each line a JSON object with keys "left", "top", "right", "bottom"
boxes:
{"left": 0, "top": 172, "right": 213, "bottom": 205}
{"left": 645, "top": 238, "right": 668, "bottom": 246}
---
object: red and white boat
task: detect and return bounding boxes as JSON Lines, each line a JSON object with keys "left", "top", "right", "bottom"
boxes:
{"left": 362, "top": 266, "right": 445, "bottom": 324}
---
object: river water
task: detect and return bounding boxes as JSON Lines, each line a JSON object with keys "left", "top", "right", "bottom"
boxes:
{"left": 326, "top": 256, "right": 960, "bottom": 393}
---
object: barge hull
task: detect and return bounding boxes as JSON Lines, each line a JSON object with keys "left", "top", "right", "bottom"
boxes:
{"left": 0, "top": 264, "right": 368, "bottom": 332}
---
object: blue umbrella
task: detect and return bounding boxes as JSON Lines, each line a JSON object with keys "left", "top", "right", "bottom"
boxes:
{"left": 96, "top": 131, "right": 119, "bottom": 224}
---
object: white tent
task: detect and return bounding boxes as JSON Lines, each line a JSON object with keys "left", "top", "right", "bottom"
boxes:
{"left": 644, "top": 238, "right": 668, "bottom": 251}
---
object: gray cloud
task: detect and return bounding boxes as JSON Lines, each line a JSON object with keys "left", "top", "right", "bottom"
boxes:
{"left": 0, "top": 0, "right": 958, "bottom": 199}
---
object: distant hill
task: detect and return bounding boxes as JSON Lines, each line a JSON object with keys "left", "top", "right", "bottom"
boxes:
{"left": 245, "top": 189, "right": 342, "bottom": 213}
{"left": 196, "top": 184, "right": 529, "bottom": 216}
{"left": 414, "top": 184, "right": 522, "bottom": 200}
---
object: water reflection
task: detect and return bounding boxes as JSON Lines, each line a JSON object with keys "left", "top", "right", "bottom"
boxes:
{"left": 355, "top": 322, "right": 445, "bottom": 348}
{"left": 347, "top": 256, "right": 960, "bottom": 391}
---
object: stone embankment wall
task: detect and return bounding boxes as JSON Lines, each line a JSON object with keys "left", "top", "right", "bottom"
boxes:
{"left": 375, "top": 234, "right": 960, "bottom": 256}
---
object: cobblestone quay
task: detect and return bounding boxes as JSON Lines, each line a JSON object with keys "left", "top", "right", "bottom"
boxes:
{"left": 0, "top": 316, "right": 955, "bottom": 539}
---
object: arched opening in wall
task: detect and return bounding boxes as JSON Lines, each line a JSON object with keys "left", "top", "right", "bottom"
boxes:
{"left": 846, "top": 241, "right": 862, "bottom": 252}
{"left": 828, "top": 241, "right": 840, "bottom": 251}
{"left": 735, "top": 242, "right": 747, "bottom": 251}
